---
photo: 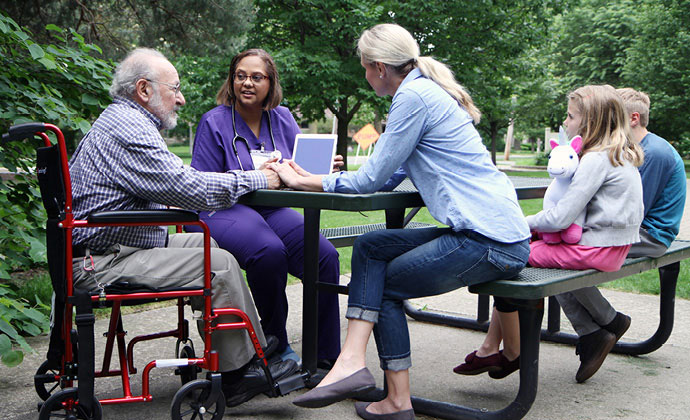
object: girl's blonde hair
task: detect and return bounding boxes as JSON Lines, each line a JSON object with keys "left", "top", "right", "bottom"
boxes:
{"left": 357, "top": 24, "right": 481, "bottom": 124}
{"left": 568, "top": 85, "right": 644, "bottom": 167}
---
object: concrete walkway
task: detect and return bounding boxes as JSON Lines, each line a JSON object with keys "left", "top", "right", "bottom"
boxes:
{"left": 4, "top": 182, "right": 690, "bottom": 420}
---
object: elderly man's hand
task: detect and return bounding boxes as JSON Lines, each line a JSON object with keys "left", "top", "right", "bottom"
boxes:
{"left": 261, "top": 167, "right": 281, "bottom": 189}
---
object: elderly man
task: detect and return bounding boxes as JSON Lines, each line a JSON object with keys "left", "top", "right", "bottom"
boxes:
{"left": 69, "top": 47, "right": 298, "bottom": 406}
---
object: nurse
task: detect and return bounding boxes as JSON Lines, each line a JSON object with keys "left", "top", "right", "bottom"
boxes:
{"left": 189, "top": 49, "right": 341, "bottom": 368}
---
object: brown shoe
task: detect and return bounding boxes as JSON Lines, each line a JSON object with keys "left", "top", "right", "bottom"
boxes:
{"left": 453, "top": 350, "right": 502, "bottom": 375}
{"left": 575, "top": 329, "right": 616, "bottom": 383}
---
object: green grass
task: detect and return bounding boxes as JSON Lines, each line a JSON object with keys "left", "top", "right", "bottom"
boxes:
{"left": 169, "top": 144, "right": 192, "bottom": 165}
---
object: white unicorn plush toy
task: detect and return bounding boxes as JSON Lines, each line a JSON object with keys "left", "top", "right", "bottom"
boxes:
{"left": 539, "top": 127, "right": 585, "bottom": 244}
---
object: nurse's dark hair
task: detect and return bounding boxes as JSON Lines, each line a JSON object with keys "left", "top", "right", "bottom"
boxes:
{"left": 216, "top": 48, "right": 283, "bottom": 109}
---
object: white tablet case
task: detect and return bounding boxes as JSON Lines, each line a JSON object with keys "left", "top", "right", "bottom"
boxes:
{"left": 292, "top": 134, "right": 338, "bottom": 175}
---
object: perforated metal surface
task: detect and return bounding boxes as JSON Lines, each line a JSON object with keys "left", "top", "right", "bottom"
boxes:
{"left": 470, "top": 239, "right": 690, "bottom": 299}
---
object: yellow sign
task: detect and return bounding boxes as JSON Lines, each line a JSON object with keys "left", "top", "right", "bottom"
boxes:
{"left": 353, "top": 123, "right": 379, "bottom": 150}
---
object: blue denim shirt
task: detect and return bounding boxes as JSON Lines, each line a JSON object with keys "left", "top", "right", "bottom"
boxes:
{"left": 323, "top": 69, "right": 530, "bottom": 244}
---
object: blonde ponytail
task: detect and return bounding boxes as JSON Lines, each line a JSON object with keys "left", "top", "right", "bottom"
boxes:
{"left": 416, "top": 56, "right": 481, "bottom": 124}
{"left": 358, "top": 24, "right": 481, "bottom": 124}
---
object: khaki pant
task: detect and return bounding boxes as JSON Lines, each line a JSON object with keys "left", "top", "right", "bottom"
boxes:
{"left": 73, "top": 233, "right": 265, "bottom": 371}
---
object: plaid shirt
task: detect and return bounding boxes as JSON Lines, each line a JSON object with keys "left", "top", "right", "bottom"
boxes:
{"left": 70, "top": 96, "right": 267, "bottom": 253}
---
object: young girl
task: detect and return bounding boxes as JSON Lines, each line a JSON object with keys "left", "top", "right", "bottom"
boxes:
{"left": 455, "top": 84, "right": 644, "bottom": 384}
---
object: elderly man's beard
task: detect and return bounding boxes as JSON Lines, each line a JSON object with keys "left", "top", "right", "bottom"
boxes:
{"left": 149, "top": 89, "right": 179, "bottom": 130}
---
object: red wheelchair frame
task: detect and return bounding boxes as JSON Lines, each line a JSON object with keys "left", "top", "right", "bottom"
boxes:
{"left": 3, "top": 123, "right": 300, "bottom": 420}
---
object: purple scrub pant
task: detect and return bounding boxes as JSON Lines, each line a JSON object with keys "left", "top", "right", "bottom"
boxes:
{"left": 187, "top": 204, "right": 341, "bottom": 360}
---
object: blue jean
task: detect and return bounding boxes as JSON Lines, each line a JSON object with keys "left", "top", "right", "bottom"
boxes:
{"left": 346, "top": 227, "right": 529, "bottom": 371}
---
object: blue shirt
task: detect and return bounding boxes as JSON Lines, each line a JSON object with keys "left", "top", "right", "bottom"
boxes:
{"left": 70, "top": 96, "right": 267, "bottom": 253}
{"left": 191, "top": 105, "right": 301, "bottom": 172}
{"left": 638, "top": 132, "right": 686, "bottom": 247}
{"left": 323, "top": 69, "right": 530, "bottom": 243}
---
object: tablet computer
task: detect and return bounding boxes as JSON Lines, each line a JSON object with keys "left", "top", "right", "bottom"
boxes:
{"left": 292, "top": 134, "right": 338, "bottom": 175}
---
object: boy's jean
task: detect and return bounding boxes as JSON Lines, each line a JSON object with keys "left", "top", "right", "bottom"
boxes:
{"left": 346, "top": 227, "right": 530, "bottom": 371}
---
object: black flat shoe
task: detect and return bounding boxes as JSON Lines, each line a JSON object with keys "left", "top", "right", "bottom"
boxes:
{"left": 354, "top": 402, "right": 415, "bottom": 419}
{"left": 292, "top": 367, "right": 376, "bottom": 408}
{"left": 224, "top": 358, "right": 299, "bottom": 407}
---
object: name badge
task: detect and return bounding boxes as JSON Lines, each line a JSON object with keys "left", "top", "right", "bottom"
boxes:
{"left": 250, "top": 149, "right": 282, "bottom": 169}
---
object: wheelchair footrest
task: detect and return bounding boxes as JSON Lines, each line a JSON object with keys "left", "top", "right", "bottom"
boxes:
{"left": 275, "top": 371, "right": 307, "bottom": 396}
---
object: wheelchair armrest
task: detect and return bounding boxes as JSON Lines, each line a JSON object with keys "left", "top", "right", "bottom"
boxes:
{"left": 87, "top": 209, "right": 199, "bottom": 224}
{"left": 4, "top": 122, "right": 47, "bottom": 143}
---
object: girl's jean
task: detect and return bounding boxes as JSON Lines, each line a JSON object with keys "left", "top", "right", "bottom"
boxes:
{"left": 347, "top": 227, "right": 530, "bottom": 371}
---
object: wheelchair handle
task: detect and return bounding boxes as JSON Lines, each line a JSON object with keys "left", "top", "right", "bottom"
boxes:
{"left": 3, "top": 122, "right": 47, "bottom": 143}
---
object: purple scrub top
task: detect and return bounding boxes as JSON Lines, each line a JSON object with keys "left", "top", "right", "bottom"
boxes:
{"left": 191, "top": 104, "right": 302, "bottom": 172}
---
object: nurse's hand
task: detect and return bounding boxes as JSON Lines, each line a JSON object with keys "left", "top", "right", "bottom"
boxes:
{"left": 332, "top": 154, "right": 344, "bottom": 172}
{"left": 258, "top": 157, "right": 279, "bottom": 171}
{"left": 260, "top": 167, "right": 281, "bottom": 189}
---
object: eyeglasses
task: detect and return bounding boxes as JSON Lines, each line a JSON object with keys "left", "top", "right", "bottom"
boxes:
{"left": 234, "top": 73, "right": 269, "bottom": 84}
{"left": 145, "top": 79, "right": 182, "bottom": 95}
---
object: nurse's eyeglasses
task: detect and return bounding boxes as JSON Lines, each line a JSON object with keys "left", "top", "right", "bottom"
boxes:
{"left": 234, "top": 73, "right": 269, "bottom": 84}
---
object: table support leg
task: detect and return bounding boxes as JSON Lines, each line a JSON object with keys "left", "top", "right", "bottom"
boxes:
{"left": 406, "top": 299, "right": 543, "bottom": 420}
{"left": 303, "top": 208, "right": 321, "bottom": 384}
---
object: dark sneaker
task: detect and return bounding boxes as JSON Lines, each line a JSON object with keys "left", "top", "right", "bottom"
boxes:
{"left": 575, "top": 329, "right": 616, "bottom": 383}
{"left": 224, "top": 358, "right": 300, "bottom": 407}
{"left": 604, "top": 312, "right": 631, "bottom": 342}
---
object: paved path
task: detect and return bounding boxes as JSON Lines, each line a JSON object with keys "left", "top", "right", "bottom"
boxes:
{"left": 4, "top": 180, "right": 690, "bottom": 419}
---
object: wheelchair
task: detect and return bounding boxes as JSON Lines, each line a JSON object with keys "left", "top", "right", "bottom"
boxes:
{"left": 2, "top": 122, "right": 306, "bottom": 419}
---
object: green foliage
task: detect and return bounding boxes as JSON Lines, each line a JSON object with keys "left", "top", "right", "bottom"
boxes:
{"left": 551, "top": 0, "right": 690, "bottom": 156}
{"left": 0, "top": 283, "right": 50, "bottom": 367}
{"left": 534, "top": 152, "right": 550, "bottom": 166}
{"left": 0, "top": 14, "right": 113, "bottom": 279}
{"left": 251, "top": 0, "right": 388, "bottom": 167}
{"left": 0, "top": 0, "right": 255, "bottom": 60}
{"left": 390, "top": 0, "right": 569, "bottom": 159}
{"left": 171, "top": 54, "right": 236, "bottom": 138}
{"left": 622, "top": 0, "right": 690, "bottom": 155}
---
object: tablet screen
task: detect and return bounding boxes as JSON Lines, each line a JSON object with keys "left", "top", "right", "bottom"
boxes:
{"left": 292, "top": 134, "right": 338, "bottom": 175}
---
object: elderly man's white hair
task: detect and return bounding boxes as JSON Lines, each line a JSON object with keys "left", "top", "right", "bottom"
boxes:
{"left": 109, "top": 48, "right": 168, "bottom": 98}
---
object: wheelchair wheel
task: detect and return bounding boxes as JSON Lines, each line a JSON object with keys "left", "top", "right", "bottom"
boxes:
{"left": 176, "top": 344, "right": 199, "bottom": 385}
{"left": 34, "top": 360, "right": 63, "bottom": 401}
{"left": 171, "top": 379, "right": 225, "bottom": 420}
{"left": 38, "top": 387, "right": 102, "bottom": 420}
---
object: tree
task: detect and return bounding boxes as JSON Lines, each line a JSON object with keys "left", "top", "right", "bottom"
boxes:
{"left": 250, "top": 0, "right": 387, "bottom": 168}
{"left": 0, "top": 0, "right": 254, "bottom": 60}
{"left": 552, "top": 0, "right": 635, "bottom": 91}
{"left": 623, "top": 0, "right": 690, "bottom": 155}
{"left": 379, "top": 0, "right": 568, "bottom": 161}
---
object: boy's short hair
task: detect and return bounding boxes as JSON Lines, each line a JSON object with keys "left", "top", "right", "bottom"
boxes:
{"left": 616, "top": 88, "right": 650, "bottom": 128}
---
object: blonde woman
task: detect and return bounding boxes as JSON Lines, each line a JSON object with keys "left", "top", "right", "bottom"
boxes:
{"left": 271, "top": 24, "right": 530, "bottom": 419}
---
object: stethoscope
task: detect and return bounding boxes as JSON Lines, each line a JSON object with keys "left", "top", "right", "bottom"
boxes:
{"left": 230, "top": 105, "right": 279, "bottom": 171}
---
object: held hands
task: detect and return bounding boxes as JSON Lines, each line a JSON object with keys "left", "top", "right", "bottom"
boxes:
{"left": 260, "top": 167, "right": 281, "bottom": 189}
{"left": 268, "top": 160, "right": 310, "bottom": 189}
{"left": 259, "top": 157, "right": 281, "bottom": 189}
